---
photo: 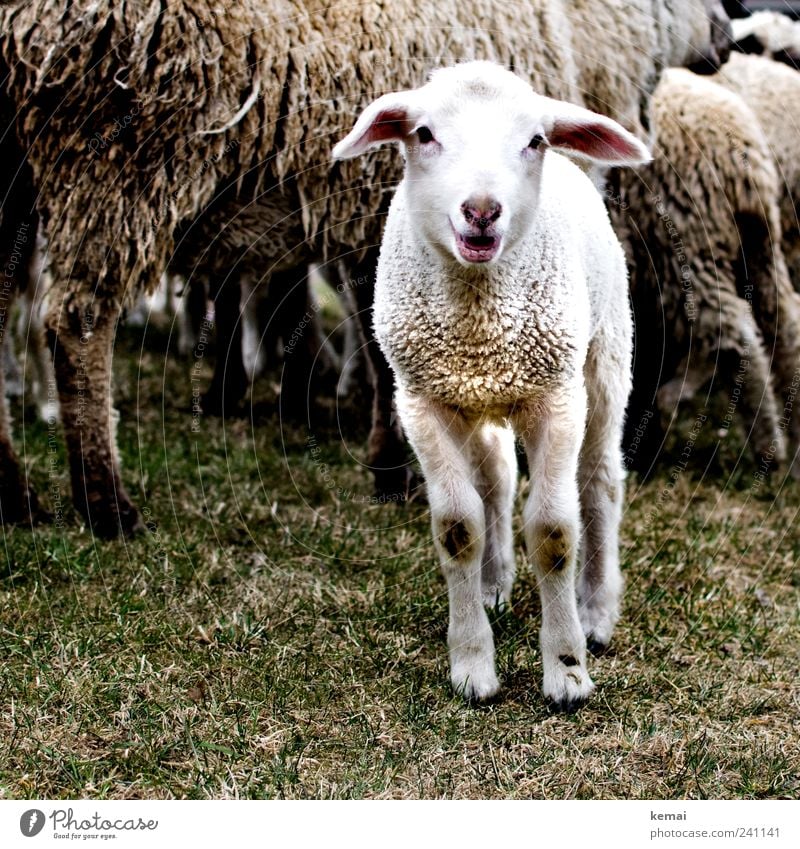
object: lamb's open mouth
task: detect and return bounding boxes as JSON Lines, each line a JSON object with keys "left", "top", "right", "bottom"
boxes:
{"left": 455, "top": 231, "right": 501, "bottom": 263}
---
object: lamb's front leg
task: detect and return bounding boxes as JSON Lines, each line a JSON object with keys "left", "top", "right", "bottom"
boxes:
{"left": 397, "top": 388, "right": 498, "bottom": 702}
{"left": 470, "top": 423, "right": 517, "bottom": 610}
{"left": 515, "top": 384, "right": 593, "bottom": 711}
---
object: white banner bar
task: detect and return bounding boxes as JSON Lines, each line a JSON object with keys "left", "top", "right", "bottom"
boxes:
{"left": 1, "top": 799, "right": 797, "bottom": 849}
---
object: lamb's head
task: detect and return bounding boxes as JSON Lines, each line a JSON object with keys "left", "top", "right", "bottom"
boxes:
{"left": 334, "top": 62, "right": 649, "bottom": 268}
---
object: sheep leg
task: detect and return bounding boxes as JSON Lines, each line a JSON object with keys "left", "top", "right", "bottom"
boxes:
{"left": 3, "top": 322, "right": 22, "bottom": 397}
{"left": 734, "top": 215, "right": 797, "bottom": 466}
{"left": 22, "top": 282, "right": 59, "bottom": 423}
{"left": 727, "top": 329, "right": 785, "bottom": 465}
{"left": 469, "top": 422, "right": 517, "bottom": 610}
{"left": 335, "top": 276, "right": 365, "bottom": 400}
{"left": 0, "top": 382, "right": 41, "bottom": 524}
{"left": 0, "top": 113, "right": 43, "bottom": 524}
{"left": 769, "top": 305, "right": 800, "bottom": 477}
{"left": 656, "top": 353, "right": 710, "bottom": 417}
{"left": 240, "top": 278, "right": 265, "bottom": 382}
{"left": 349, "top": 250, "right": 417, "bottom": 500}
{"left": 698, "top": 285, "right": 784, "bottom": 464}
{"left": 397, "top": 387, "right": 498, "bottom": 702}
{"left": 271, "top": 267, "right": 335, "bottom": 418}
{"left": 0, "top": 286, "right": 43, "bottom": 524}
{"left": 177, "top": 276, "right": 208, "bottom": 359}
{"left": 578, "top": 337, "right": 629, "bottom": 654}
{"left": 46, "top": 295, "right": 143, "bottom": 538}
{"left": 514, "top": 383, "right": 594, "bottom": 711}
{"left": 202, "top": 273, "right": 247, "bottom": 416}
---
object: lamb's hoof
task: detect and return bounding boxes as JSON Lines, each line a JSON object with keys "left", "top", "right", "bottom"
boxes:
{"left": 542, "top": 659, "right": 594, "bottom": 712}
{"left": 451, "top": 646, "right": 500, "bottom": 703}
{"left": 586, "top": 637, "right": 609, "bottom": 657}
{"left": 578, "top": 601, "right": 617, "bottom": 654}
{"left": 545, "top": 693, "right": 591, "bottom": 714}
{"left": 452, "top": 669, "right": 501, "bottom": 704}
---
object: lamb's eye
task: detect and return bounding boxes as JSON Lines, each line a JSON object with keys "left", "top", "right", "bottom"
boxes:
{"left": 528, "top": 133, "right": 545, "bottom": 150}
{"left": 417, "top": 126, "right": 434, "bottom": 144}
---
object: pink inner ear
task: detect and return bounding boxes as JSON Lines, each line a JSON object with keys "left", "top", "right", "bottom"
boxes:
{"left": 359, "top": 108, "right": 410, "bottom": 147}
{"left": 549, "top": 121, "right": 640, "bottom": 161}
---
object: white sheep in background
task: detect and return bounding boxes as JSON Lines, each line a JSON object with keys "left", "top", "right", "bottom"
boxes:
{"left": 714, "top": 52, "right": 800, "bottom": 289}
{"left": 334, "top": 62, "right": 649, "bottom": 709}
{"left": 617, "top": 68, "right": 800, "bottom": 475}
{"left": 730, "top": 10, "right": 800, "bottom": 66}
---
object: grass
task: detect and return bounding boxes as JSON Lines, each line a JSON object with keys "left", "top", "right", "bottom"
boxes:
{"left": 0, "top": 321, "right": 798, "bottom": 800}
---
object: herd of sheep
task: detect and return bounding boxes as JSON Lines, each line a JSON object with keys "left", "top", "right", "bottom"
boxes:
{"left": 1, "top": 1, "right": 800, "bottom": 704}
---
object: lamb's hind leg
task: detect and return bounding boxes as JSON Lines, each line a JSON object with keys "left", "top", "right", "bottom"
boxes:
{"left": 578, "top": 336, "right": 630, "bottom": 654}
{"left": 470, "top": 422, "right": 517, "bottom": 611}
{"left": 397, "top": 387, "right": 498, "bottom": 702}
{"left": 515, "top": 383, "right": 593, "bottom": 711}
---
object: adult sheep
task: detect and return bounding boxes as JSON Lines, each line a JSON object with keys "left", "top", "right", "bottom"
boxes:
{"left": 713, "top": 52, "right": 800, "bottom": 289}
{"left": 0, "top": 0, "right": 730, "bottom": 537}
{"left": 730, "top": 9, "right": 800, "bottom": 66}
{"left": 617, "top": 69, "right": 800, "bottom": 475}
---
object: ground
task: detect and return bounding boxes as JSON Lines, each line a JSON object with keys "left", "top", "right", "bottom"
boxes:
{"left": 0, "top": 321, "right": 798, "bottom": 800}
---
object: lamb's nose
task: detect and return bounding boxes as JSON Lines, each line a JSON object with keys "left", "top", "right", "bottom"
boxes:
{"left": 461, "top": 199, "right": 502, "bottom": 230}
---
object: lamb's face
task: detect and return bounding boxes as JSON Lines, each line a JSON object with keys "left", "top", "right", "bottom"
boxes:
{"left": 400, "top": 85, "right": 549, "bottom": 267}
{"left": 333, "top": 62, "right": 651, "bottom": 267}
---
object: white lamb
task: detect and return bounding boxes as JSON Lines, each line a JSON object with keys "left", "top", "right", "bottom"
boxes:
{"left": 333, "top": 62, "right": 649, "bottom": 710}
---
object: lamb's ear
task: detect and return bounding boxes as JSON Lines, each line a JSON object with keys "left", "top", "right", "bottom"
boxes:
{"left": 333, "top": 91, "right": 422, "bottom": 159}
{"left": 545, "top": 104, "right": 651, "bottom": 166}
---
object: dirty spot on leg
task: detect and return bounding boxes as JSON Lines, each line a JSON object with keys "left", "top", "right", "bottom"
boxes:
{"left": 534, "top": 524, "right": 572, "bottom": 573}
{"left": 559, "top": 654, "right": 579, "bottom": 667}
{"left": 441, "top": 519, "right": 471, "bottom": 559}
